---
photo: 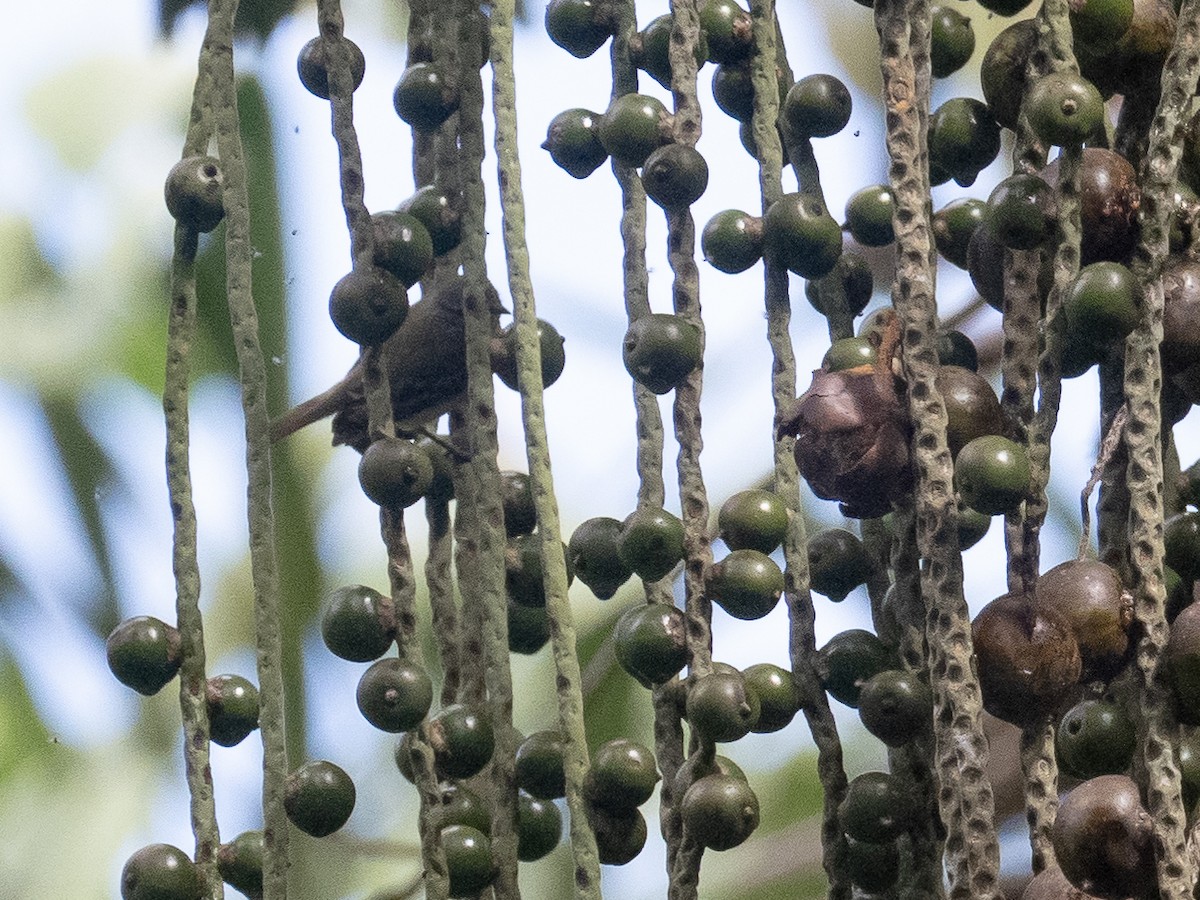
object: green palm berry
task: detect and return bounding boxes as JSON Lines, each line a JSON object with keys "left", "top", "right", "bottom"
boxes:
{"left": 1166, "top": 512, "right": 1200, "bottom": 582}
{"left": 702, "top": 209, "right": 764, "bottom": 274}
{"left": 981, "top": 20, "right": 1036, "bottom": 131}
{"left": 441, "top": 825, "right": 496, "bottom": 898}
{"left": 966, "top": 220, "right": 1008, "bottom": 312}
{"left": 121, "top": 843, "right": 203, "bottom": 900}
{"left": 958, "top": 503, "right": 993, "bottom": 550}
{"left": 393, "top": 731, "right": 418, "bottom": 783}
{"left": 708, "top": 549, "right": 784, "bottom": 620}
{"left": 587, "top": 804, "right": 647, "bottom": 865}
{"left": 806, "top": 252, "right": 874, "bottom": 318}
{"left": 491, "top": 317, "right": 567, "bottom": 392}
{"left": 501, "top": 471, "right": 536, "bottom": 537}
{"left": 743, "top": 662, "right": 803, "bottom": 733}
{"left": 598, "top": 94, "right": 671, "bottom": 166}
{"left": 822, "top": 336, "right": 877, "bottom": 372}
{"left": 816, "top": 629, "right": 893, "bottom": 707}
{"left": 1179, "top": 727, "right": 1200, "bottom": 808}
{"left": 844, "top": 184, "right": 896, "bottom": 247}
{"left": 718, "top": 489, "right": 789, "bottom": 554}
{"left": 932, "top": 198, "right": 987, "bottom": 269}
{"left": 711, "top": 61, "right": 755, "bottom": 121}
{"left": 698, "top": 0, "right": 753, "bottom": 64}
{"left": 321, "top": 584, "right": 396, "bottom": 662}
{"left": 371, "top": 212, "right": 434, "bottom": 288}
{"left": 544, "top": 0, "right": 613, "bottom": 58}
{"left": 430, "top": 705, "right": 495, "bottom": 778}
{"left": 516, "top": 730, "right": 567, "bottom": 799}
{"left": 845, "top": 838, "right": 900, "bottom": 892}
{"left": 623, "top": 313, "right": 702, "bottom": 395}
{"left": 635, "top": 14, "right": 708, "bottom": 89}
{"left": 783, "top": 74, "right": 852, "bottom": 138}
{"left": 1026, "top": 72, "right": 1106, "bottom": 147}
{"left": 1056, "top": 697, "right": 1136, "bottom": 779}
{"left": 857, "top": 669, "right": 931, "bottom": 747}
{"left": 763, "top": 191, "right": 843, "bottom": 278}
{"left": 585, "top": 738, "right": 660, "bottom": 809}
{"left": 976, "top": 0, "right": 1035, "bottom": 15}
{"left": 618, "top": 507, "right": 685, "bottom": 581}
{"left": 356, "top": 658, "right": 433, "bottom": 733}
{"left": 284, "top": 760, "right": 356, "bottom": 837}
{"left": 1064, "top": 261, "right": 1140, "bottom": 349}
{"left": 106, "top": 616, "right": 182, "bottom": 696}
{"left": 434, "top": 782, "right": 492, "bottom": 834}
{"left": 328, "top": 267, "right": 409, "bottom": 346}
{"left": 986, "top": 174, "right": 1056, "bottom": 250}
{"left": 542, "top": 108, "right": 609, "bottom": 179}
{"left": 1070, "top": 0, "right": 1134, "bottom": 51}
{"left": 680, "top": 773, "right": 760, "bottom": 850}
{"left": 686, "top": 669, "right": 761, "bottom": 742}
{"left": 930, "top": 5, "right": 975, "bottom": 78}
{"left": 642, "top": 144, "right": 709, "bottom": 210}
{"left": 397, "top": 185, "right": 462, "bottom": 256}
{"left": 807, "top": 528, "right": 872, "bottom": 602}
{"left": 206, "top": 674, "right": 260, "bottom": 747}
{"left": 217, "top": 831, "right": 263, "bottom": 899}
{"left": 505, "top": 533, "right": 573, "bottom": 608}
{"left": 508, "top": 598, "right": 551, "bottom": 654}
{"left": 938, "top": 365, "right": 1004, "bottom": 459}
{"left": 937, "top": 328, "right": 980, "bottom": 371}
{"left": 296, "top": 35, "right": 366, "bottom": 100}
{"left": 358, "top": 437, "right": 434, "bottom": 509}
{"left": 568, "top": 516, "right": 632, "bottom": 599}
{"left": 1168, "top": 604, "right": 1200, "bottom": 724}
{"left": 613, "top": 602, "right": 689, "bottom": 686}
{"left": 392, "top": 62, "right": 459, "bottom": 132}
{"left": 164, "top": 156, "right": 224, "bottom": 233}
{"left": 839, "top": 771, "right": 912, "bottom": 843}
{"left": 929, "top": 98, "right": 1001, "bottom": 187}
{"left": 955, "top": 435, "right": 1031, "bottom": 516}
{"left": 517, "top": 791, "right": 563, "bottom": 862}
{"left": 737, "top": 118, "right": 758, "bottom": 158}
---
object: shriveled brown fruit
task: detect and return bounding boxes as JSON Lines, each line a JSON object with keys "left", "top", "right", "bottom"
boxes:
{"left": 1052, "top": 774, "right": 1157, "bottom": 899}
{"left": 1162, "top": 257, "right": 1200, "bottom": 374}
{"left": 1035, "top": 559, "right": 1134, "bottom": 682}
{"left": 972, "top": 592, "right": 1082, "bottom": 726}
{"left": 777, "top": 312, "right": 911, "bottom": 518}
{"left": 1041, "top": 149, "right": 1140, "bottom": 266}
{"left": 1020, "top": 865, "right": 1110, "bottom": 900}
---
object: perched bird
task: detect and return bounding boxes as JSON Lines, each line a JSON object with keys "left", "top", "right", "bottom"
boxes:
{"left": 270, "top": 277, "right": 502, "bottom": 451}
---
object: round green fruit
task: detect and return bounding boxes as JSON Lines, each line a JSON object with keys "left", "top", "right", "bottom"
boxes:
{"left": 708, "top": 549, "right": 784, "bottom": 620}
{"left": 955, "top": 435, "right": 1031, "bottom": 516}
{"left": 806, "top": 528, "right": 871, "bottom": 602}
{"left": 743, "top": 662, "right": 803, "bottom": 732}
{"left": 857, "top": 669, "right": 932, "bottom": 747}
{"left": 284, "top": 760, "right": 356, "bottom": 837}
{"left": 441, "top": 825, "right": 496, "bottom": 898}
{"left": 296, "top": 36, "right": 366, "bottom": 100}
{"left": 371, "top": 211, "right": 434, "bottom": 288}
{"left": 358, "top": 437, "right": 433, "bottom": 509}
{"left": 1056, "top": 697, "right": 1136, "bottom": 779}
{"left": 106, "top": 615, "right": 182, "bottom": 696}
{"left": 763, "top": 192, "right": 843, "bottom": 278}
{"left": 680, "top": 773, "right": 760, "bottom": 850}
{"left": 516, "top": 730, "right": 566, "bottom": 799}
{"left": 584, "top": 738, "right": 660, "bottom": 809}
{"left": 613, "top": 602, "right": 689, "bottom": 686}
{"left": 217, "top": 831, "right": 263, "bottom": 899}
{"left": 717, "top": 489, "right": 788, "bottom": 554}
{"left": 617, "top": 507, "right": 685, "bottom": 582}
{"left": 622, "top": 313, "right": 702, "bottom": 394}
{"left": 642, "top": 144, "right": 709, "bottom": 210}
{"left": 356, "top": 657, "right": 433, "bottom": 733}
{"left": 206, "top": 674, "right": 260, "bottom": 747}
{"left": 430, "top": 705, "right": 495, "bottom": 779}
{"left": 686, "top": 669, "right": 761, "bottom": 742}
{"left": 321, "top": 584, "right": 396, "bottom": 662}
{"left": 782, "top": 74, "right": 852, "bottom": 138}
{"left": 844, "top": 184, "right": 896, "bottom": 247}
{"left": 121, "top": 844, "right": 203, "bottom": 900}
{"left": 164, "top": 156, "right": 224, "bottom": 233}
{"left": 702, "top": 209, "right": 763, "bottom": 274}
{"left": 328, "top": 267, "right": 409, "bottom": 346}
{"left": 517, "top": 791, "right": 563, "bottom": 861}
{"left": 839, "top": 771, "right": 912, "bottom": 843}
{"left": 816, "top": 629, "right": 892, "bottom": 707}
{"left": 598, "top": 94, "right": 671, "bottom": 166}
{"left": 930, "top": 5, "right": 975, "bottom": 78}
{"left": 1025, "top": 71, "right": 1106, "bottom": 147}
{"left": 568, "top": 516, "right": 633, "bottom": 599}
{"left": 392, "top": 62, "right": 459, "bottom": 132}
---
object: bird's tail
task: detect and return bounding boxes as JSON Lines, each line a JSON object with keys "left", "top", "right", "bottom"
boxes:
{"left": 269, "top": 378, "right": 354, "bottom": 444}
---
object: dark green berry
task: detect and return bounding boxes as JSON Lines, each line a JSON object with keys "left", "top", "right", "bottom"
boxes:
{"left": 612, "top": 602, "right": 689, "bottom": 686}
{"left": 584, "top": 738, "right": 660, "bottom": 809}
{"left": 822, "top": 337, "right": 877, "bottom": 373}
{"left": 296, "top": 36, "right": 366, "bottom": 100}
{"left": 516, "top": 730, "right": 566, "bottom": 799}
{"left": 164, "top": 156, "right": 224, "bottom": 233}
{"left": 929, "top": 98, "right": 1001, "bottom": 187}
{"left": 505, "top": 533, "right": 573, "bottom": 608}
{"left": 430, "top": 705, "right": 495, "bottom": 779}
{"left": 1056, "top": 697, "right": 1136, "bottom": 779}
{"left": 805, "top": 252, "right": 874, "bottom": 318}
{"left": 857, "top": 669, "right": 931, "bottom": 746}
{"left": 433, "top": 782, "right": 492, "bottom": 834}
{"left": 1064, "top": 261, "right": 1141, "bottom": 349}
{"left": 517, "top": 791, "right": 562, "bottom": 862}
{"left": 816, "top": 629, "right": 893, "bottom": 708}
{"left": 392, "top": 62, "right": 459, "bottom": 132}
{"left": 106, "top": 615, "right": 182, "bottom": 696}
{"left": 743, "top": 662, "right": 803, "bottom": 733}
{"left": 508, "top": 598, "right": 551, "bottom": 654}
{"left": 441, "top": 825, "right": 496, "bottom": 898}
{"left": 783, "top": 74, "right": 852, "bottom": 138}
{"left": 844, "top": 837, "right": 900, "bottom": 892}
{"left": 708, "top": 549, "right": 784, "bottom": 620}
{"left": 568, "top": 516, "right": 633, "bottom": 599}
{"left": 587, "top": 804, "right": 647, "bottom": 865}
{"left": 371, "top": 212, "right": 434, "bottom": 288}
{"left": 397, "top": 185, "right": 462, "bottom": 256}
{"left": 763, "top": 191, "right": 844, "bottom": 278}
{"left": 839, "top": 771, "right": 912, "bottom": 843}
{"left": 284, "top": 760, "right": 356, "bottom": 837}
{"left": 634, "top": 14, "right": 708, "bottom": 89}
{"left": 328, "top": 266, "right": 409, "bottom": 346}
{"left": 121, "top": 843, "right": 202, "bottom": 900}
{"left": 698, "top": 0, "right": 753, "bottom": 64}
{"left": 987, "top": 174, "right": 1056, "bottom": 250}
{"left": 717, "top": 489, "right": 789, "bottom": 554}
{"left": 686, "top": 669, "right": 761, "bottom": 742}
{"left": 933, "top": 198, "right": 986, "bottom": 269}
{"left": 680, "top": 773, "right": 759, "bottom": 850}
{"left": 1026, "top": 72, "right": 1106, "bottom": 147}
{"left": 1070, "top": 0, "right": 1134, "bottom": 52}
{"left": 807, "top": 528, "right": 871, "bottom": 602}
{"left": 641, "top": 144, "right": 709, "bottom": 210}
{"left": 955, "top": 435, "right": 1031, "bottom": 516}
{"left": 930, "top": 5, "right": 975, "bottom": 78}
{"left": 845, "top": 184, "right": 896, "bottom": 247}
{"left": 206, "top": 674, "right": 260, "bottom": 747}
{"left": 321, "top": 584, "right": 396, "bottom": 662}
{"left": 356, "top": 657, "right": 433, "bottom": 732}
{"left": 617, "top": 507, "right": 685, "bottom": 582}
{"left": 598, "top": 94, "right": 671, "bottom": 166}
{"left": 501, "top": 470, "right": 536, "bottom": 537}
{"left": 358, "top": 437, "right": 433, "bottom": 509}
{"left": 938, "top": 365, "right": 1004, "bottom": 459}
{"left": 542, "top": 108, "right": 609, "bottom": 179}
{"left": 491, "top": 318, "right": 567, "bottom": 392}
{"left": 544, "top": 0, "right": 613, "bottom": 58}
{"left": 976, "top": 0, "right": 1035, "bottom": 15}
{"left": 937, "top": 329, "right": 980, "bottom": 371}
{"left": 217, "top": 831, "right": 263, "bottom": 899}
{"left": 702, "top": 209, "right": 763, "bottom": 274}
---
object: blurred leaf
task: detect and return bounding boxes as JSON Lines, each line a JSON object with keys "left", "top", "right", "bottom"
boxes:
{"left": 38, "top": 390, "right": 121, "bottom": 639}
{"left": 159, "top": 0, "right": 297, "bottom": 41}
{"left": 0, "top": 217, "right": 58, "bottom": 303}
{"left": 752, "top": 749, "right": 825, "bottom": 834}
{"left": 0, "top": 654, "right": 51, "bottom": 780}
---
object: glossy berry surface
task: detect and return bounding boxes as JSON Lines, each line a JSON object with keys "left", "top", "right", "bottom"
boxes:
{"left": 544, "top": 0, "right": 612, "bottom": 58}
{"left": 321, "top": 584, "right": 396, "bottom": 662}
{"left": 568, "top": 516, "right": 632, "bottom": 599}
{"left": 328, "top": 267, "right": 409, "bottom": 346}
{"left": 816, "top": 629, "right": 893, "bottom": 708}
{"left": 441, "top": 825, "right": 496, "bottom": 898}
{"left": 517, "top": 790, "right": 562, "bottom": 862}
{"left": 844, "top": 836, "right": 900, "bottom": 892}
{"left": 807, "top": 528, "right": 871, "bottom": 602}
{"left": 371, "top": 211, "right": 434, "bottom": 288}
{"left": 584, "top": 738, "right": 660, "bottom": 809}
{"left": 839, "top": 771, "right": 911, "bottom": 843}
{"left": 763, "top": 191, "right": 843, "bottom": 278}
{"left": 783, "top": 74, "right": 852, "bottom": 138}
{"left": 499, "top": 470, "right": 536, "bottom": 537}
{"left": 708, "top": 549, "right": 784, "bottom": 620}
{"left": 932, "top": 198, "right": 987, "bottom": 269}
{"left": 515, "top": 730, "right": 566, "bottom": 799}
{"left": 686, "top": 669, "right": 761, "bottom": 742}
{"left": 844, "top": 184, "right": 896, "bottom": 247}
{"left": 542, "top": 108, "right": 609, "bottom": 179}
{"left": 206, "top": 674, "right": 260, "bottom": 747}
{"left": 680, "top": 773, "right": 760, "bottom": 850}
{"left": 491, "top": 317, "right": 567, "bottom": 392}
{"left": 121, "top": 843, "right": 203, "bottom": 900}
{"left": 508, "top": 600, "right": 550, "bottom": 656}
{"left": 743, "top": 662, "right": 803, "bottom": 733}
{"left": 955, "top": 435, "right": 1031, "bottom": 516}
{"left": 356, "top": 657, "right": 433, "bottom": 732}
{"left": 641, "top": 144, "right": 709, "bottom": 210}
{"left": 392, "top": 62, "right": 459, "bottom": 132}
{"left": 598, "top": 94, "right": 670, "bottom": 166}
{"left": 928, "top": 98, "right": 1000, "bottom": 187}
{"left": 702, "top": 209, "right": 763, "bottom": 274}
{"left": 1070, "top": 0, "right": 1135, "bottom": 53}
{"left": 930, "top": 5, "right": 975, "bottom": 78}
{"left": 588, "top": 804, "right": 647, "bottom": 865}
{"left": 857, "top": 669, "right": 931, "bottom": 747}
{"left": 806, "top": 252, "right": 874, "bottom": 318}
{"left": 981, "top": 20, "right": 1037, "bottom": 130}
{"left": 937, "top": 365, "right": 1004, "bottom": 459}
{"left": 296, "top": 35, "right": 366, "bottom": 100}
{"left": 505, "top": 533, "right": 573, "bottom": 608}
{"left": 358, "top": 437, "right": 433, "bottom": 509}
{"left": 622, "top": 313, "right": 702, "bottom": 395}
{"left": 986, "top": 173, "right": 1056, "bottom": 250}
{"left": 1056, "top": 697, "right": 1136, "bottom": 779}
{"left": 164, "top": 156, "right": 224, "bottom": 233}
{"left": 1041, "top": 148, "right": 1140, "bottom": 266}
{"left": 1064, "top": 261, "right": 1140, "bottom": 349}
{"left": 822, "top": 337, "right": 877, "bottom": 372}
{"left": 430, "top": 704, "right": 495, "bottom": 778}
{"left": 397, "top": 185, "right": 463, "bottom": 256}
{"left": 617, "top": 506, "right": 685, "bottom": 581}
{"left": 106, "top": 615, "right": 182, "bottom": 696}
{"left": 433, "top": 782, "right": 492, "bottom": 834}
{"left": 717, "top": 489, "right": 788, "bottom": 554}
{"left": 1052, "top": 775, "right": 1156, "bottom": 898}
{"left": 284, "top": 760, "right": 356, "bottom": 837}
{"left": 217, "top": 830, "right": 263, "bottom": 899}
{"left": 936, "top": 330, "right": 978, "bottom": 373}
{"left": 636, "top": 14, "right": 708, "bottom": 89}
{"left": 698, "top": 0, "right": 753, "bottom": 64}
{"left": 1026, "top": 71, "right": 1106, "bottom": 147}
{"left": 612, "top": 602, "right": 689, "bottom": 686}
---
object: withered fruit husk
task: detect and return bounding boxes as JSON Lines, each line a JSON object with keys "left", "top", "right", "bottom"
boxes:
{"left": 972, "top": 592, "right": 1082, "bottom": 726}
{"left": 778, "top": 313, "right": 911, "bottom": 519}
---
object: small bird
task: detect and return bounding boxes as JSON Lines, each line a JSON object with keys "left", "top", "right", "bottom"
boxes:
{"left": 270, "top": 277, "right": 502, "bottom": 451}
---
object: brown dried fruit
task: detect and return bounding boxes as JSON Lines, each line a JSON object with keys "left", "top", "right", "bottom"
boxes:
{"left": 1035, "top": 559, "right": 1134, "bottom": 682}
{"left": 1052, "top": 774, "right": 1157, "bottom": 899}
{"left": 1041, "top": 148, "right": 1140, "bottom": 266}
